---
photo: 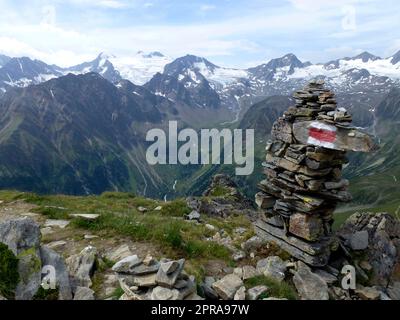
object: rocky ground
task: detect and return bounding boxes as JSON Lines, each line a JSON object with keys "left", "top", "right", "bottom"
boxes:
{"left": 0, "top": 175, "right": 399, "bottom": 300}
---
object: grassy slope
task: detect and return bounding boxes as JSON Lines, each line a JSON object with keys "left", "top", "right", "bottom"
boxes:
{"left": 0, "top": 189, "right": 255, "bottom": 280}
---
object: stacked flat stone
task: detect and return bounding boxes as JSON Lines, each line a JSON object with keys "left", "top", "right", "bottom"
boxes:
{"left": 254, "top": 80, "right": 355, "bottom": 267}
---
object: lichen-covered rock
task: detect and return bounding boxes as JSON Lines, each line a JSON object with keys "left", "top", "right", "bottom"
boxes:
{"left": 292, "top": 261, "right": 329, "bottom": 300}
{"left": 337, "top": 212, "right": 400, "bottom": 286}
{"left": 66, "top": 246, "right": 97, "bottom": 288}
{"left": 0, "top": 218, "right": 42, "bottom": 300}
{"left": 212, "top": 274, "right": 243, "bottom": 300}
{"left": 256, "top": 256, "right": 287, "bottom": 282}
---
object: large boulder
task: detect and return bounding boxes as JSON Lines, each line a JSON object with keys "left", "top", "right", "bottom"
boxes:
{"left": 212, "top": 274, "right": 243, "bottom": 300}
{"left": 337, "top": 212, "right": 400, "bottom": 286}
{"left": 66, "top": 246, "right": 97, "bottom": 288}
{"left": 0, "top": 218, "right": 42, "bottom": 300}
{"left": 292, "top": 261, "right": 329, "bottom": 300}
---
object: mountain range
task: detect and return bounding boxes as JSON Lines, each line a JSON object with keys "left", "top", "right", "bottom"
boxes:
{"left": 0, "top": 49, "right": 400, "bottom": 209}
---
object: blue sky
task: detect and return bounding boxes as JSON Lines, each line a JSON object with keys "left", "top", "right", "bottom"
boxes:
{"left": 0, "top": 0, "right": 399, "bottom": 67}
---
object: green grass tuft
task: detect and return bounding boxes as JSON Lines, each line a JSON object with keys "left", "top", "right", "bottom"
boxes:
{"left": 100, "top": 191, "right": 136, "bottom": 199}
{"left": 31, "top": 206, "right": 69, "bottom": 220}
{"left": 160, "top": 199, "right": 191, "bottom": 217}
{"left": 244, "top": 275, "right": 298, "bottom": 300}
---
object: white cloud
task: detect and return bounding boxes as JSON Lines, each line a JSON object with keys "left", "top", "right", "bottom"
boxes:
{"left": 99, "top": 0, "right": 127, "bottom": 8}
{"left": 200, "top": 5, "right": 216, "bottom": 11}
{"left": 0, "top": 0, "right": 398, "bottom": 68}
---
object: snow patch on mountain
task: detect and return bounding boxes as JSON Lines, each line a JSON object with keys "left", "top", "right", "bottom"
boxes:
{"left": 289, "top": 57, "right": 400, "bottom": 80}
{"left": 193, "top": 61, "right": 249, "bottom": 86}
{"left": 109, "top": 51, "right": 172, "bottom": 85}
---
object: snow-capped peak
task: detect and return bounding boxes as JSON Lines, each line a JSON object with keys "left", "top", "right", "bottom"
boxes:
{"left": 351, "top": 51, "right": 381, "bottom": 62}
{"left": 96, "top": 52, "right": 116, "bottom": 61}
{"left": 109, "top": 51, "right": 172, "bottom": 85}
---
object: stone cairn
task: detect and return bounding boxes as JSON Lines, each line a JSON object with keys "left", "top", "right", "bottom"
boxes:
{"left": 255, "top": 80, "right": 374, "bottom": 267}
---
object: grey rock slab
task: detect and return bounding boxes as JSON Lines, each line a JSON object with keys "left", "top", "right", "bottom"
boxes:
{"left": 66, "top": 246, "right": 97, "bottom": 288}
{"left": 185, "top": 210, "right": 201, "bottom": 221}
{"left": 242, "top": 265, "right": 259, "bottom": 280}
{"left": 212, "top": 274, "right": 243, "bottom": 300}
{"left": 160, "top": 260, "right": 179, "bottom": 275}
{"left": 234, "top": 286, "right": 246, "bottom": 300}
{"left": 200, "top": 277, "right": 218, "bottom": 300}
{"left": 151, "top": 286, "right": 180, "bottom": 300}
{"left": 292, "top": 261, "right": 329, "bottom": 300}
{"left": 247, "top": 285, "right": 269, "bottom": 300}
{"left": 0, "top": 218, "right": 42, "bottom": 300}
{"left": 387, "top": 282, "right": 400, "bottom": 300}
{"left": 313, "top": 269, "right": 338, "bottom": 285}
{"left": 129, "top": 262, "right": 159, "bottom": 276}
{"left": 47, "top": 240, "right": 67, "bottom": 250}
{"left": 156, "top": 259, "right": 185, "bottom": 288}
{"left": 111, "top": 255, "right": 142, "bottom": 273}
{"left": 349, "top": 230, "right": 369, "bottom": 250}
{"left": 132, "top": 273, "right": 157, "bottom": 287}
{"left": 0, "top": 217, "right": 41, "bottom": 255}
{"left": 70, "top": 214, "right": 99, "bottom": 220}
{"left": 177, "top": 278, "right": 197, "bottom": 299}
{"left": 44, "top": 219, "right": 70, "bottom": 229}
{"left": 256, "top": 256, "right": 287, "bottom": 282}
{"left": 74, "top": 286, "right": 95, "bottom": 300}
{"left": 105, "top": 244, "right": 132, "bottom": 262}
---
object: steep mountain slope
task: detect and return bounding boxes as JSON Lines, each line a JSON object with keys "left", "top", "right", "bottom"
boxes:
{"left": 0, "top": 73, "right": 178, "bottom": 196}
{"left": 176, "top": 95, "right": 293, "bottom": 198}
{"left": 0, "top": 54, "right": 11, "bottom": 68}
{"left": 145, "top": 55, "right": 222, "bottom": 110}
{"left": 343, "top": 88, "right": 400, "bottom": 212}
{"left": 0, "top": 57, "right": 62, "bottom": 93}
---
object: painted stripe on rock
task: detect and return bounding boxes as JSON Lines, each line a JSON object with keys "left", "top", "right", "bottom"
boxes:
{"left": 306, "top": 121, "right": 337, "bottom": 148}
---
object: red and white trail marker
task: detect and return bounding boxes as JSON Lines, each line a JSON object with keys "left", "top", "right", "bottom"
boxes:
{"left": 293, "top": 121, "right": 375, "bottom": 152}
{"left": 307, "top": 122, "right": 337, "bottom": 149}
